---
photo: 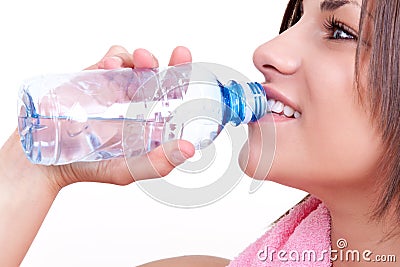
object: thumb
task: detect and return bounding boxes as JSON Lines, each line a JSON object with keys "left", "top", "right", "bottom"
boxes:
{"left": 56, "top": 140, "right": 195, "bottom": 187}
{"left": 165, "top": 140, "right": 196, "bottom": 166}
{"left": 126, "top": 139, "right": 195, "bottom": 181}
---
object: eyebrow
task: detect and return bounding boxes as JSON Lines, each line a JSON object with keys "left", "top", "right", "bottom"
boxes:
{"left": 320, "top": 0, "right": 359, "bottom": 11}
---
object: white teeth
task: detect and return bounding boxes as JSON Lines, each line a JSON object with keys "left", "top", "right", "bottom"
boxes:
{"left": 271, "top": 101, "right": 284, "bottom": 113}
{"left": 283, "top": 106, "right": 295, "bottom": 117}
{"left": 267, "top": 98, "right": 301, "bottom": 118}
{"left": 267, "top": 99, "right": 276, "bottom": 112}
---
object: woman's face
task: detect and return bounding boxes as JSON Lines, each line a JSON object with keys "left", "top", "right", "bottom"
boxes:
{"left": 241, "top": 0, "right": 382, "bottom": 192}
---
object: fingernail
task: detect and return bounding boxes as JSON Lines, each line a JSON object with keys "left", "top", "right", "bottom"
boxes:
{"left": 171, "top": 150, "right": 189, "bottom": 165}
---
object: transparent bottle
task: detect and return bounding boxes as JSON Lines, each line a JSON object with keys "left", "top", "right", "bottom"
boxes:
{"left": 18, "top": 63, "right": 267, "bottom": 165}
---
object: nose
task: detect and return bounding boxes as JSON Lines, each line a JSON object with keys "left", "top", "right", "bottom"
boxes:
{"left": 253, "top": 25, "right": 302, "bottom": 81}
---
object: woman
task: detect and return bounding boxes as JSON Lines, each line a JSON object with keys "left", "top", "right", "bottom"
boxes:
{"left": 1, "top": 0, "right": 399, "bottom": 266}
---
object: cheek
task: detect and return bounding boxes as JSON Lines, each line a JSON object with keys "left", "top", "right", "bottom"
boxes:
{"left": 273, "top": 92, "right": 381, "bottom": 189}
{"left": 299, "top": 59, "right": 380, "bottom": 183}
{"left": 257, "top": 104, "right": 382, "bottom": 191}
{"left": 302, "top": 108, "right": 381, "bottom": 184}
{"left": 241, "top": 61, "right": 382, "bottom": 190}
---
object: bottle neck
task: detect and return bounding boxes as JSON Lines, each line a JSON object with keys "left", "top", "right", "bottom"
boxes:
{"left": 219, "top": 80, "right": 267, "bottom": 126}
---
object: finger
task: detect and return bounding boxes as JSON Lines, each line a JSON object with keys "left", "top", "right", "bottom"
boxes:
{"left": 55, "top": 158, "right": 129, "bottom": 187}
{"left": 126, "top": 139, "right": 195, "bottom": 181}
{"left": 168, "top": 46, "right": 192, "bottom": 66}
{"left": 101, "top": 53, "right": 134, "bottom": 69}
{"left": 103, "top": 45, "right": 131, "bottom": 58}
{"left": 132, "top": 48, "right": 159, "bottom": 69}
{"left": 59, "top": 139, "right": 194, "bottom": 186}
{"left": 85, "top": 45, "right": 132, "bottom": 70}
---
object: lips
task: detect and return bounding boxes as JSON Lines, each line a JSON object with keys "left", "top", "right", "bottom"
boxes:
{"left": 262, "top": 85, "right": 302, "bottom": 119}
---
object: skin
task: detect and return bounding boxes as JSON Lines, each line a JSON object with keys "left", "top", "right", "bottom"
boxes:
{"left": 0, "top": 46, "right": 198, "bottom": 267}
{"left": 1, "top": 1, "right": 399, "bottom": 266}
{"left": 241, "top": 0, "right": 400, "bottom": 266}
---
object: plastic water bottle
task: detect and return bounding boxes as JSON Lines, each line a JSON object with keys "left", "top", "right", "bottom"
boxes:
{"left": 18, "top": 63, "right": 267, "bottom": 165}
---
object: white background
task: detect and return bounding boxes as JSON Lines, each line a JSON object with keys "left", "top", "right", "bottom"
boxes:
{"left": 0, "top": 1, "right": 307, "bottom": 266}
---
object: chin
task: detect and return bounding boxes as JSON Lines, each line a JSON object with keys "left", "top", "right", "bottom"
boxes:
{"left": 239, "top": 121, "right": 276, "bottom": 180}
{"left": 238, "top": 139, "right": 275, "bottom": 181}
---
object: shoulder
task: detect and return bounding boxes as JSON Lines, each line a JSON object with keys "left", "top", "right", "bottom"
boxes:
{"left": 137, "top": 255, "right": 230, "bottom": 267}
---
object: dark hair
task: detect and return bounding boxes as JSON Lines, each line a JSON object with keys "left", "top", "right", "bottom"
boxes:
{"left": 280, "top": 0, "right": 400, "bottom": 225}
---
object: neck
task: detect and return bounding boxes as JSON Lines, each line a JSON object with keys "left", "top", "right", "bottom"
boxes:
{"left": 318, "top": 183, "right": 400, "bottom": 266}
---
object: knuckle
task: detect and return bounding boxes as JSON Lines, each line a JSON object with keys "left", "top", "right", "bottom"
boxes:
{"left": 149, "top": 157, "right": 173, "bottom": 178}
{"left": 109, "top": 44, "right": 123, "bottom": 51}
{"left": 107, "top": 45, "right": 127, "bottom": 56}
{"left": 156, "top": 166, "right": 172, "bottom": 177}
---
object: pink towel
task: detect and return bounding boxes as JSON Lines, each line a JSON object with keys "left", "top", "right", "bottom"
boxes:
{"left": 228, "top": 196, "right": 331, "bottom": 266}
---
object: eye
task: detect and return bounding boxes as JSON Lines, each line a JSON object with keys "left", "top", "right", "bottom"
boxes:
{"left": 323, "top": 15, "right": 358, "bottom": 41}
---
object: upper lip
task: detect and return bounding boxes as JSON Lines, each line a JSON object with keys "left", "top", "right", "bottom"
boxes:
{"left": 262, "top": 84, "right": 301, "bottom": 113}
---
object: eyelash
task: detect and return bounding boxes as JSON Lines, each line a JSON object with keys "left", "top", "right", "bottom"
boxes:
{"left": 323, "top": 15, "right": 359, "bottom": 41}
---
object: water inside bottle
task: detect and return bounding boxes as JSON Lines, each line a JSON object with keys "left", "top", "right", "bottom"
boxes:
{"left": 18, "top": 115, "right": 163, "bottom": 164}
{"left": 18, "top": 99, "right": 223, "bottom": 165}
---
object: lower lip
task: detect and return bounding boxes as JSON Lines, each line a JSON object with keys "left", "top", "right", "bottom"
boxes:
{"left": 256, "top": 113, "right": 297, "bottom": 123}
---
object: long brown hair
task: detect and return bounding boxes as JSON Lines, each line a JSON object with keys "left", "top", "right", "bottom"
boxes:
{"left": 280, "top": 0, "right": 400, "bottom": 224}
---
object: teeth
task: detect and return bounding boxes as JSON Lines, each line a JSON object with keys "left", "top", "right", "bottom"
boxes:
{"left": 283, "top": 106, "right": 295, "bottom": 117}
{"left": 271, "top": 101, "right": 284, "bottom": 113}
{"left": 267, "top": 99, "right": 276, "bottom": 112}
{"left": 267, "top": 98, "right": 301, "bottom": 118}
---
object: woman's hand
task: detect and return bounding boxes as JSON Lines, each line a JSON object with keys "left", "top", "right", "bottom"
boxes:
{"left": 52, "top": 45, "right": 195, "bottom": 189}
{"left": 0, "top": 45, "right": 194, "bottom": 266}
{"left": 87, "top": 45, "right": 192, "bottom": 70}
